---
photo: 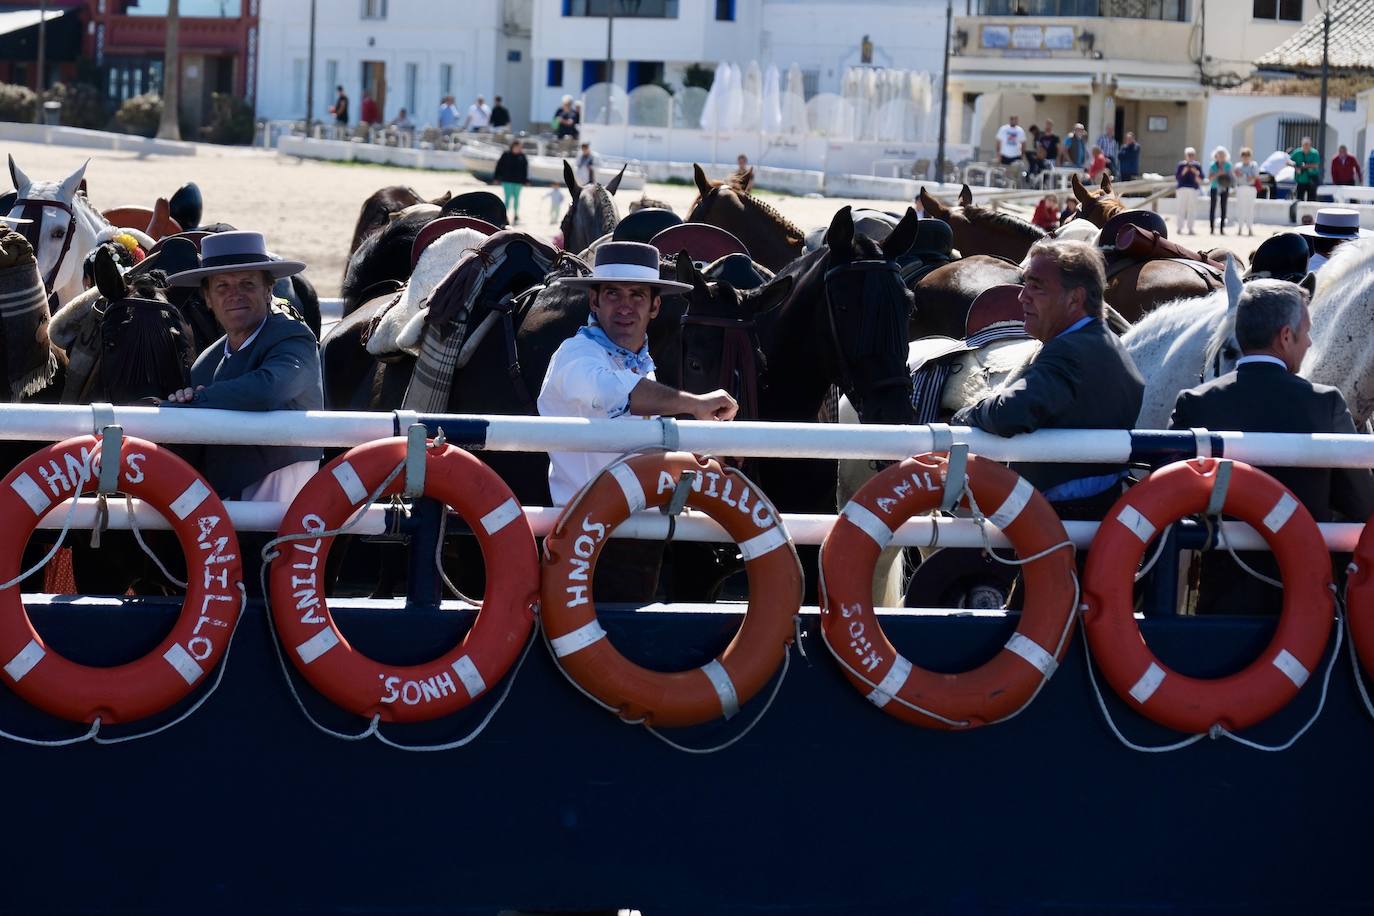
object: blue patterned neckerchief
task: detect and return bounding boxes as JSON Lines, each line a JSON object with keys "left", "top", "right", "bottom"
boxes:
{"left": 577, "top": 320, "right": 655, "bottom": 375}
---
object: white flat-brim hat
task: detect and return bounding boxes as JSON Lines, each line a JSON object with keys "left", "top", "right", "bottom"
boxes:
{"left": 557, "top": 240, "right": 691, "bottom": 293}
{"left": 165, "top": 230, "right": 306, "bottom": 286}
{"left": 1296, "top": 207, "right": 1373, "bottom": 240}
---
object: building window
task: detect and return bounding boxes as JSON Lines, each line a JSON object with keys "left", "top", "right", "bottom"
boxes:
{"left": 563, "top": 0, "right": 679, "bottom": 17}
{"left": 715, "top": 0, "right": 735, "bottom": 20}
{"left": 362, "top": 0, "right": 387, "bottom": 20}
{"left": 1253, "top": 0, "right": 1302, "bottom": 19}
{"left": 627, "top": 60, "right": 664, "bottom": 90}
{"left": 440, "top": 63, "right": 453, "bottom": 98}
{"left": 547, "top": 59, "right": 564, "bottom": 86}
{"left": 802, "top": 69, "right": 819, "bottom": 100}
{"left": 582, "top": 59, "right": 609, "bottom": 90}
{"left": 977, "top": 0, "right": 1184, "bottom": 19}
{"left": 405, "top": 62, "right": 417, "bottom": 114}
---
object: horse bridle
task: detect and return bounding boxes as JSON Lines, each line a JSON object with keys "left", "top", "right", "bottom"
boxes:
{"left": 678, "top": 312, "right": 762, "bottom": 421}
{"left": 13, "top": 196, "right": 78, "bottom": 298}
{"left": 822, "top": 259, "right": 913, "bottom": 407}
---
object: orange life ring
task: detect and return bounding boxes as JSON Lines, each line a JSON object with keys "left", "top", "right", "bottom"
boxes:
{"left": 0, "top": 435, "right": 242, "bottom": 724}
{"left": 1346, "top": 522, "right": 1374, "bottom": 683}
{"left": 269, "top": 437, "right": 537, "bottom": 723}
{"left": 540, "top": 452, "right": 801, "bottom": 728}
{"left": 1083, "top": 458, "right": 1333, "bottom": 734}
{"left": 820, "top": 453, "right": 1077, "bottom": 728}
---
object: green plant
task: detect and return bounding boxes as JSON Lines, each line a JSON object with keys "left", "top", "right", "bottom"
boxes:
{"left": 115, "top": 92, "right": 163, "bottom": 137}
{"left": 0, "top": 83, "right": 37, "bottom": 123}
{"left": 682, "top": 63, "right": 715, "bottom": 91}
{"left": 42, "top": 82, "right": 108, "bottom": 130}
{"left": 205, "top": 92, "right": 255, "bottom": 145}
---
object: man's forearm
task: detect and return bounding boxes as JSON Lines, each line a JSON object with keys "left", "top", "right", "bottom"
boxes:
{"left": 627, "top": 377, "right": 698, "bottom": 417}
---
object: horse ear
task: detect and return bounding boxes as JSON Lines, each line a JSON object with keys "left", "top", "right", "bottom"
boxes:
{"left": 1071, "top": 172, "right": 1090, "bottom": 204}
{"left": 1100, "top": 173, "right": 1112, "bottom": 193}
{"left": 739, "top": 168, "right": 756, "bottom": 193}
{"left": 563, "top": 160, "right": 581, "bottom": 199}
{"left": 8, "top": 155, "right": 29, "bottom": 194}
{"left": 918, "top": 186, "right": 948, "bottom": 220}
{"left": 693, "top": 162, "right": 713, "bottom": 196}
{"left": 432, "top": 191, "right": 452, "bottom": 206}
{"left": 882, "top": 207, "right": 921, "bottom": 261}
{"left": 958, "top": 184, "right": 973, "bottom": 207}
{"left": 825, "top": 206, "right": 855, "bottom": 251}
{"left": 59, "top": 160, "right": 89, "bottom": 204}
{"left": 605, "top": 164, "right": 627, "bottom": 195}
{"left": 675, "top": 249, "right": 702, "bottom": 291}
{"left": 743, "top": 273, "right": 793, "bottom": 316}
{"left": 94, "top": 247, "right": 127, "bottom": 302}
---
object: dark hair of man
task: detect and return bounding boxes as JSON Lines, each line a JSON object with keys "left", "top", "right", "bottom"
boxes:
{"left": 1022, "top": 238, "right": 1106, "bottom": 317}
{"left": 1235, "top": 279, "right": 1307, "bottom": 352}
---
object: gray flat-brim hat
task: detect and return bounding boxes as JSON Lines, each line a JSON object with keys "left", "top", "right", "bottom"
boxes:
{"left": 165, "top": 230, "right": 306, "bottom": 287}
{"left": 558, "top": 240, "right": 691, "bottom": 293}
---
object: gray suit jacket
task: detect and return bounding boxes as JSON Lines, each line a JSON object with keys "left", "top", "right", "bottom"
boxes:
{"left": 953, "top": 318, "right": 1144, "bottom": 494}
{"left": 174, "top": 311, "right": 323, "bottom": 497}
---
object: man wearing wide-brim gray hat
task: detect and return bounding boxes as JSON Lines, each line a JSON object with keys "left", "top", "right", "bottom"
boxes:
{"left": 540, "top": 241, "right": 738, "bottom": 599}
{"left": 1294, "top": 207, "right": 1373, "bottom": 274}
{"left": 162, "top": 230, "right": 322, "bottom": 509}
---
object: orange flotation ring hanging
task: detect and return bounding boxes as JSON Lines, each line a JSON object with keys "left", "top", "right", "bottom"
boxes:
{"left": 1083, "top": 458, "right": 1333, "bottom": 734}
{"left": 1345, "top": 523, "right": 1374, "bottom": 693}
{"left": 0, "top": 435, "right": 243, "bottom": 724}
{"left": 819, "top": 452, "right": 1078, "bottom": 728}
{"left": 269, "top": 436, "right": 538, "bottom": 724}
{"left": 540, "top": 451, "right": 802, "bottom": 729}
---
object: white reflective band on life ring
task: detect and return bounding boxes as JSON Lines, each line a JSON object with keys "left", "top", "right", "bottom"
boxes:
{"left": 162, "top": 643, "right": 206, "bottom": 686}
{"left": 10, "top": 473, "right": 51, "bottom": 516}
{"left": 739, "top": 526, "right": 788, "bottom": 561}
{"left": 3, "top": 639, "right": 44, "bottom": 682}
{"left": 550, "top": 619, "right": 607, "bottom": 658}
{"left": 331, "top": 460, "right": 369, "bottom": 506}
{"left": 479, "top": 497, "right": 521, "bottom": 535}
{"left": 1005, "top": 633, "right": 1058, "bottom": 677}
{"left": 1264, "top": 492, "right": 1299, "bottom": 534}
{"left": 867, "top": 655, "right": 913, "bottom": 708}
{"left": 610, "top": 462, "right": 646, "bottom": 514}
{"left": 1272, "top": 648, "right": 1310, "bottom": 688}
{"left": 1116, "top": 505, "right": 1157, "bottom": 544}
{"left": 169, "top": 479, "right": 211, "bottom": 521}
{"left": 842, "top": 501, "right": 893, "bottom": 549}
{"left": 701, "top": 659, "right": 740, "bottom": 719}
{"left": 989, "top": 477, "right": 1034, "bottom": 530}
{"left": 296, "top": 627, "right": 341, "bottom": 665}
{"left": 1128, "top": 661, "right": 1167, "bottom": 704}
{"left": 451, "top": 654, "right": 487, "bottom": 698}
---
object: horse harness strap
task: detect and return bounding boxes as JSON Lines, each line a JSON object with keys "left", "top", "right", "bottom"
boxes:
{"left": 822, "top": 259, "right": 911, "bottom": 401}
{"left": 15, "top": 197, "right": 77, "bottom": 302}
{"left": 680, "top": 313, "right": 762, "bottom": 421}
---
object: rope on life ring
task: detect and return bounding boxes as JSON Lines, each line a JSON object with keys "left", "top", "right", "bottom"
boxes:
{"left": 0, "top": 435, "right": 243, "bottom": 725}
{"left": 819, "top": 452, "right": 1078, "bottom": 729}
{"left": 267, "top": 436, "right": 538, "bottom": 724}
{"left": 1083, "top": 457, "right": 1334, "bottom": 735}
{"left": 540, "top": 451, "right": 801, "bottom": 730}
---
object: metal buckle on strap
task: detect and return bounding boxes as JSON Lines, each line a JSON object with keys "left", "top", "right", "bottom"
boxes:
{"left": 928, "top": 422, "right": 955, "bottom": 454}
{"left": 392, "top": 409, "right": 419, "bottom": 437}
{"left": 1190, "top": 427, "right": 1213, "bottom": 459}
{"left": 403, "top": 423, "right": 428, "bottom": 499}
{"left": 1204, "top": 458, "right": 1233, "bottom": 519}
{"left": 660, "top": 416, "right": 680, "bottom": 451}
{"left": 662, "top": 470, "right": 697, "bottom": 519}
{"left": 941, "top": 443, "right": 969, "bottom": 513}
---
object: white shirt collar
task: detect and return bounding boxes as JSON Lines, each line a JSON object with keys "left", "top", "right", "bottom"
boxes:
{"left": 1236, "top": 354, "right": 1288, "bottom": 370}
{"left": 225, "top": 314, "right": 269, "bottom": 358}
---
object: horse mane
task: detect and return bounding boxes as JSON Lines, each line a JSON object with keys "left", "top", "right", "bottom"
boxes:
{"left": 1314, "top": 236, "right": 1374, "bottom": 304}
{"left": 961, "top": 204, "right": 1046, "bottom": 242}
{"left": 690, "top": 182, "right": 805, "bottom": 245}
{"left": 1093, "top": 196, "right": 1127, "bottom": 221}
{"left": 1307, "top": 237, "right": 1374, "bottom": 394}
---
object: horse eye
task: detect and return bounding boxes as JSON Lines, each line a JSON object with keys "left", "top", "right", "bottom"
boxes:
{"left": 50, "top": 228, "right": 65, "bottom": 240}
{"left": 688, "top": 358, "right": 703, "bottom": 372}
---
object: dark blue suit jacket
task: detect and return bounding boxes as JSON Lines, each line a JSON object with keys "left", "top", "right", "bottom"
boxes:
{"left": 174, "top": 310, "right": 323, "bottom": 497}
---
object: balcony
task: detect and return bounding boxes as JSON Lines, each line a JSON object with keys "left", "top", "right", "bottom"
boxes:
{"left": 953, "top": 15, "right": 1196, "bottom": 69}
{"left": 974, "top": 0, "right": 1187, "bottom": 21}
{"left": 562, "top": 0, "right": 679, "bottom": 17}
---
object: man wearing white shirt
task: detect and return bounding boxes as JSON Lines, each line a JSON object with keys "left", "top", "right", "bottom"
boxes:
{"left": 995, "top": 115, "right": 1026, "bottom": 166}
{"left": 463, "top": 95, "right": 491, "bottom": 131}
{"left": 539, "top": 241, "right": 738, "bottom": 599}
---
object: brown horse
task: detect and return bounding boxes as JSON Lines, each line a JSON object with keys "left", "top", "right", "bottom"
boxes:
{"left": 907, "top": 256, "right": 1024, "bottom": 339}
{"left": 687, "top": 163, "right": 805, "bottom": 272}
{"left": 1068, "top": 172, "right": 1126, "bottom": 228}
{"left": 346, "top": 185, "right": 452, "bottom": 260}
{"left": 918, "top": 185, "right": 1046, "bottom": 263}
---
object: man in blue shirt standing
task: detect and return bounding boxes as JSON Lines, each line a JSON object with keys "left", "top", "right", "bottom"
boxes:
{"left": 953, "top": 239, "right": 1144, "bottom": 519}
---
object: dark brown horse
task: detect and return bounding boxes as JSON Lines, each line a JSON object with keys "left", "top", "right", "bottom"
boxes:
{"left": 918, "top": 185, "right": 1047, "bottom": 263}
{"left": 907, "top": 255, "right": 1024, "bottom": 339}
{"left": 346, "top": 185, "right": 452, "bottom": 258}
{"left": 687, "top": 163, "right": 805, "bottom": 272}
{"left": 561, "top": 160, "right": 625, "bottom": 255}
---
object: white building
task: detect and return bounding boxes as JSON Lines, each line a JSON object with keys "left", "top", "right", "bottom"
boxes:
{"left": 256, "top": 0, "right": 534, "bottom": 129}
{"left": 528, "top": 0, "right": 947, "bottom": 125}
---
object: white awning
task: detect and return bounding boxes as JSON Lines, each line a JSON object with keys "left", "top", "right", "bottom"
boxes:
{"left": 948, "top": 72, "right": 1094, "bottom": 95}
{"left": 0, "top": 9, "right": 63, "bottom": 38}
{"left": 1112, "top": 77, "right": 1205, "bottom": 101}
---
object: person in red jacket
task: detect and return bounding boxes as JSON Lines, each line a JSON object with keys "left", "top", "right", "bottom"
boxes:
{"left": 1331, "top": 145, "right": 1363, "bottom": 185}
{"left": 1032, "top": 193, "right": 1060, "bottom": 230}
{"left": 360, "top": 93, "right": 380, "bottom": 125}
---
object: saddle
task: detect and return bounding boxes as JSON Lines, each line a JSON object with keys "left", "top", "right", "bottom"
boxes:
{"left": 650, "top": 223, "right": 749, "bottom": 264}
{"left": 702, "top": 252, "right": 772, "bottom": 291}
{"left": 1104, "top": 224, "right": 1223, "bottom": 285}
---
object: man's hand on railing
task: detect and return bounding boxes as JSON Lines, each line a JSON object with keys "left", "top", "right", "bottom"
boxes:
{"left": 166, "top": 385, "right": 206, "bottom": 405}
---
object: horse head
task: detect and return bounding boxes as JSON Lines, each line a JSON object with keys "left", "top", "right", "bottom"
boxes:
{"left": 918, "top": 184, "right": 1044, "bottom": 262}
{"left": 687, "top": 163, "right": 803, "bottom": 273}
{"left": 1070, "top": 172, "right": 1124, "bottom": 228}
{"left": 89, "top": 246, "right": 196, "bottom": 405}
{"left": 7, "top": 156, "right": 103, "bottom": 305}
{"left": 560, "top": 159, "right": 621, "bottom": 254}
{"left": 341, "top": 209, "right": 438, "bottom": 315}
{"left": 348, "top": 184, "right": 426, "bottom": 256}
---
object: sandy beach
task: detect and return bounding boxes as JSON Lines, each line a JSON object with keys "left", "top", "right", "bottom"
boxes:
{"left": 5, "top": 138, "right": 1287, "bottom": 297}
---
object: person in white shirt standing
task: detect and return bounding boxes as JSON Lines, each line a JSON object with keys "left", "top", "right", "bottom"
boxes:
{"left": 539, "top": 241, "right": 738, "bottom": 599}
{"left": 463, "top": 95, "right": 491, "bottom": 131}
{"left": 995, "top": 115, "right": 1026, "bottom": 186}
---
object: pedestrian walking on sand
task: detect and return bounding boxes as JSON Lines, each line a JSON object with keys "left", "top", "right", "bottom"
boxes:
{"left": 494, "top": 140, "right": 529, "bottom": 225}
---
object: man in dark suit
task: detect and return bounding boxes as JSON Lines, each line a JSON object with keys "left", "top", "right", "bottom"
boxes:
{"left": 953, "top": 239, "right": 1144, "bottom": 519}
{"left": 1170, "top": 279, "right": 1374, "bottom": 613}
{"left": 164, "top": 231, "right": 323, "bottom": 503}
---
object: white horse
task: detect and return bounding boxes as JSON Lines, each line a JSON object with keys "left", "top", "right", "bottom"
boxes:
{"left": 1305, "top": 237, "right": 1374, "bottom": 425}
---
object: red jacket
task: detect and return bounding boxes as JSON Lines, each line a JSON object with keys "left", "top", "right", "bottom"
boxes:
{"left": 361, "top": 96, "right": 381, "bottom": 124}
{"left": 1331, "top": 154, "right": 1362, "bottom": 185}
{"left": 1032, "top": 199, "right": 1060, "bottom": 230}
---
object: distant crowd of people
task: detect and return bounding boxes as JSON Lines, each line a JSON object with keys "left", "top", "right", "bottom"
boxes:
{"left": 995, "top": 116, "right": 1142, "bottom": 186}
{"left": 328, "top": 85, "right": 514, "bottom": 134}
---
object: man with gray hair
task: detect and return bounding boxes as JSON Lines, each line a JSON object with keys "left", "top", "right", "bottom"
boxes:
{"left": 1170, "top": 279, "right": 1374, "bottom": 613}
{"left": 954, "top": 239, "right": 1144, "bottom": 519}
